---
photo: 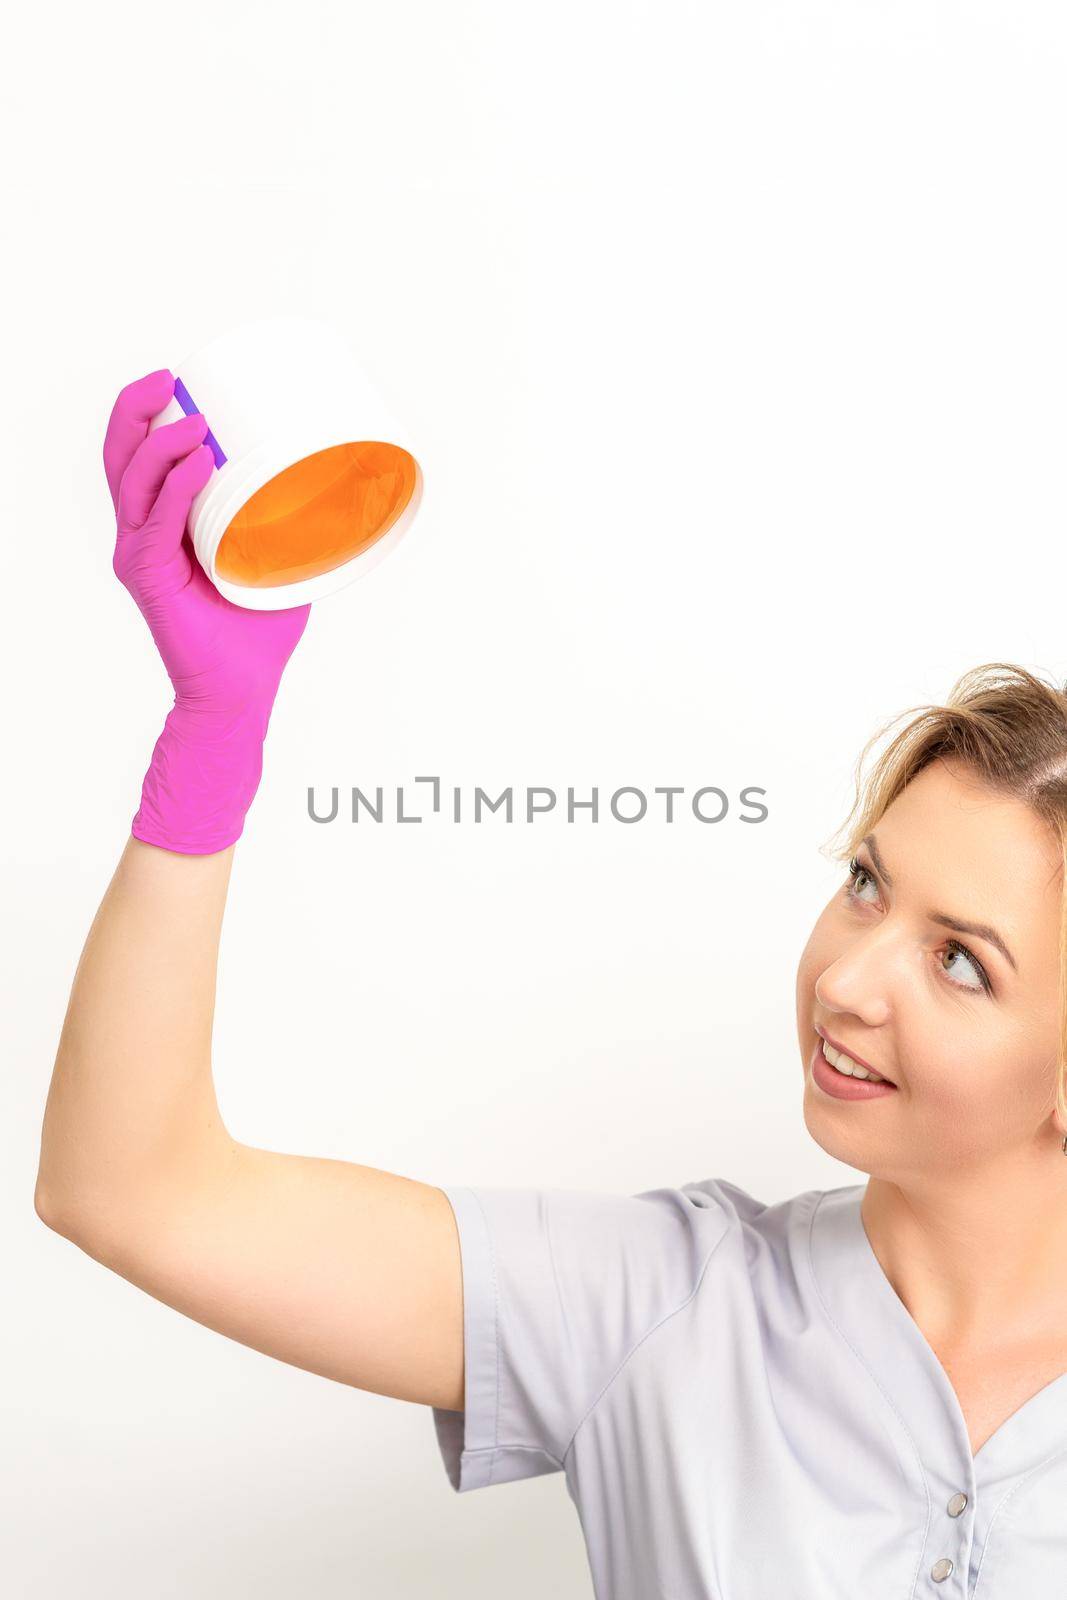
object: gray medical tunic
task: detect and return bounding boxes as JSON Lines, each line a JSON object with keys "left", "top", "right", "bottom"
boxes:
{"left": 431, "top": 1178, "right": 1067, "bottom": 1597}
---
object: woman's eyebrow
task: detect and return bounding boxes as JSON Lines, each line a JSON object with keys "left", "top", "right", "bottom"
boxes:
{"left": 862, "top": 833, "right": 1019, "bottom": 974}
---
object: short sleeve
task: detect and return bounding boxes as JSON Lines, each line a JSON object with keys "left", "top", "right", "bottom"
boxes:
{"left": 431, "top": 1182, "right": 730, "bottom": 1494}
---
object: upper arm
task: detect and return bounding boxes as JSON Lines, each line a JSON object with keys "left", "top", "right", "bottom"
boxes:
{"left": 51, "top": 1141, "right": 466, "bottom": 1412}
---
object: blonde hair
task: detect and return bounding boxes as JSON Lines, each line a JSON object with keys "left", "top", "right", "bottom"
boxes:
{"left": 825, "top": 663, "right": 1067, "bottom": 1123}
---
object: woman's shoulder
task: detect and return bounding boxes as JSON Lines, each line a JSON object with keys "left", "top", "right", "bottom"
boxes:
{"left": 655, "top": 1174, "right": 866, "bottom": 1283}
{"left": 516, "top": 1173, "right": 863, "bottom": 1265}
{"left": 442, "top": 1174, "right": 862, "bottom": 1357}
{"left": 658, "top": 1172, "right": 861, "bottom": 1226}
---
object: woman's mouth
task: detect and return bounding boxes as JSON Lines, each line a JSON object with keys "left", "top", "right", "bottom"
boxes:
{"left": 810, "top": 1036, "right": 898, "bottom": 1100}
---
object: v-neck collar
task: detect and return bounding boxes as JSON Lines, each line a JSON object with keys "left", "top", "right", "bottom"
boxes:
{"left": 807, "top": 1183, "right": 1067, "bottom": 1494}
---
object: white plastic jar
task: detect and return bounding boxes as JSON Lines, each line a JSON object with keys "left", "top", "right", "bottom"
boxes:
{"left": 147, "top": 315, "right": 425, "bottom": 610}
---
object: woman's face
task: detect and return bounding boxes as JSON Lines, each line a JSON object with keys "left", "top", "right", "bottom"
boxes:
{"left": 796, "top": 756, "right": 1064, "bottom": 1178}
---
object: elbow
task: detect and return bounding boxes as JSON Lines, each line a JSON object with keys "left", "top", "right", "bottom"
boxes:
{"left": 34, "top": 1172, "right": 156, "bottom": 1273}
{"left": 33, "top": 1175, "right": 111, "bottom": 1249}
{"left": 34, "top": 1176, "right": 79, "bottom": 1239}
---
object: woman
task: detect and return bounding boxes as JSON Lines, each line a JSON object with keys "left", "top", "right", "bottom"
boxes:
{"left": 36, "top": 370, "right": 1067, "bottom": 1597}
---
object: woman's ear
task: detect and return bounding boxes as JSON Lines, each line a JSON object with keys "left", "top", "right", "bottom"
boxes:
{"left": 1052, "top": 1090, "right": 1067, "bottom": 1153}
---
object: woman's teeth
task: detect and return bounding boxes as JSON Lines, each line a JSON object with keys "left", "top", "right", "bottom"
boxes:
{"left": 822, "top": 1041, "right": 889, "bottom": 1084}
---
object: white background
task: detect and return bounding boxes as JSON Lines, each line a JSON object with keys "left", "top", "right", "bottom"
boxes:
{"left": 4, "top": 1, "right": 1066, "bottom": 1594}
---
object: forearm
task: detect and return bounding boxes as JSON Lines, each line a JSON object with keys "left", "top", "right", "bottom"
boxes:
{"left": 36, "top": 835, "right": 236, "bottom": 1232}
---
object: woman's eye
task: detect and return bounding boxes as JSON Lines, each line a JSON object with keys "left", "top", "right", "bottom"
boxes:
{"left": 942, "top": 941, "right": 989, "bottom": 994}
{"left": 846, "top": 858, "right": 879, "bottom": 904}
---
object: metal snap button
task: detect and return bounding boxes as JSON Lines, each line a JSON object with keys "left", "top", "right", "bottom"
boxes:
{"left": 947, "top": 1492, "right": 968, "bottom": 1517}
{"left": 931, "top": 1557, "right": 954, "bottom": 1582}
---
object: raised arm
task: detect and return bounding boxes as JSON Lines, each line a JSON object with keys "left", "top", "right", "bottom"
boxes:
{"left": 34, "top": 372, "right": 464, "bottom": 1413}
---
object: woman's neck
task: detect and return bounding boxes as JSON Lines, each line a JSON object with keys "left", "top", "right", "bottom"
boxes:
{"left": 861, "top": 1155, "right": 1067, "bottom": 1352}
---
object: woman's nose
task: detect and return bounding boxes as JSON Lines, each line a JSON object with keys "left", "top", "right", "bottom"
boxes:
{"left": 815, "top": 942, "right": 892, "bottom": 1028}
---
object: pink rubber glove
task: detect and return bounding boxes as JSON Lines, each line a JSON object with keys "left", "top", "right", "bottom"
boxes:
{"left": 104, "top": 368, "right": 311, "bottom": 854}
